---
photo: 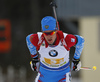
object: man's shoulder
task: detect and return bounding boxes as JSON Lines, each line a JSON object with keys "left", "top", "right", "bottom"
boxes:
{"left": 65, "top": 34, "right": 77, "bottom": 47}
{"left": 57, "top": 31, "right": 68, "bottom": 38}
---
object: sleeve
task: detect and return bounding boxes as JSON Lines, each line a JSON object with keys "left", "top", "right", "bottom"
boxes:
{"left": 65, "top": 34, "right": 77, "bottom": 48}
{"left": 73, "top": 35, "right": 85, "bottom": 59}
{"left": 26, "top": 34, "right": 39, "bottom": 58}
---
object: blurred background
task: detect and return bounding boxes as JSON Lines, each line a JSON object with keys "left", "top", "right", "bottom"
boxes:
{"left": 0, "top": 0, "right": 100, "bottom": 82}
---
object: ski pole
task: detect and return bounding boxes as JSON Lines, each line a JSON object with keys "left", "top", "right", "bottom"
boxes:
{"left": 80, "top": 66, "right": 96, "bottom": 71}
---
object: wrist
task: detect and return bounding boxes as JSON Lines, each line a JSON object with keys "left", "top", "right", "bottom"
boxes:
{"left": 72, "top": 58, "right": 80, "bottom": 65}
{"left": 32, "top": 56, "right": 39, "bottom": 63}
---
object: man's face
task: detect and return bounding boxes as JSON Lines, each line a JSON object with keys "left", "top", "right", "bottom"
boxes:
{"left": 43, "top": 30, "right": 57, "bottom": 45}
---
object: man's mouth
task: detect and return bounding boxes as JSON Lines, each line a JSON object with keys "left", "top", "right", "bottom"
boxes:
{"left": 48, "top": 39, "right": 52, "bottom": 42}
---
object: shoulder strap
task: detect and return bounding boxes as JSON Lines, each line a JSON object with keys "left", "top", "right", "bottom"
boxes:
{"left": 37, "top": 34, "right": 44, "bottom": 50}
{"left": 57, "top": 31, "right": 70, "bottom": 51}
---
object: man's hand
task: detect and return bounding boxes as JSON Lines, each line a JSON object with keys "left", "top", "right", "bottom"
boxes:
{"left": 30, "top": 57, "right": 40, "bottom": 72}
{"left": 72, "top": 58, "right": 81, "bottom": 71}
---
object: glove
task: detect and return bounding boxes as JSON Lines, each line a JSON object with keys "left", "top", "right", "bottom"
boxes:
{"left": 30, "top": 57, "right": 40, "bottom": 72}
{"left": 72, "top": 58, "right": 81, "bottom": 71}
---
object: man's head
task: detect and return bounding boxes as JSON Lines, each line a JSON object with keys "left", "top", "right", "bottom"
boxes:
{"left": 41, "top": 16, "right": 57, "bottom": 31}
{"left": 41, "top": 16, "right": 57, "bottom": 44}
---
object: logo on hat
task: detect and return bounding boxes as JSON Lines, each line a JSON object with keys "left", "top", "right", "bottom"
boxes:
{"left": 44, "top": 25, "right": 49, "bottom": 29}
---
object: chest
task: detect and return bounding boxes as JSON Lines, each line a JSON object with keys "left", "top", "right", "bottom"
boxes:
{"left": 38, "top": 41, "right": 69, "bottom": 59}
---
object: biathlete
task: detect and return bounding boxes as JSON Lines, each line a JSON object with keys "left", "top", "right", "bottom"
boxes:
{"left": 26, "top": 16, "right": 84, "bottom": 82}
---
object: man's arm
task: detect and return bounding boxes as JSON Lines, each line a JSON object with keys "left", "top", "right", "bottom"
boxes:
{"left": 72, "top": 35, "right": 85, "bottom": 71}
{"left": 26, "top": 34, "right": 40, "bottom": 71}
{"left": 65, "top": 34, "right": 85, "bottom": 71}
{"left": 26, "top": 34, "right": 39, "bottom": 58}
{"left": 74, "top": 35, "right": 85, "bottom": 59}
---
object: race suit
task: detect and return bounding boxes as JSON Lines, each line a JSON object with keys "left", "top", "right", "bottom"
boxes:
{"left": 26, "top": 31, "right": 84, "bottom": 82}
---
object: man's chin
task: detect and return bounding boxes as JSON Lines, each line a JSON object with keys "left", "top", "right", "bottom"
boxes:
{"left": 47, "top": 41, "right": 53, "bottom": 45}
